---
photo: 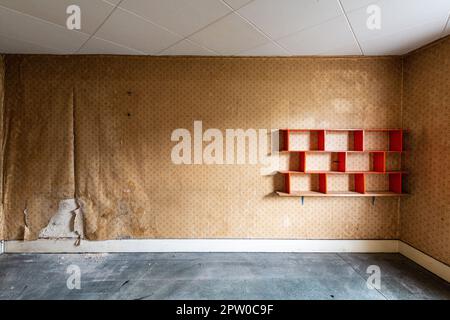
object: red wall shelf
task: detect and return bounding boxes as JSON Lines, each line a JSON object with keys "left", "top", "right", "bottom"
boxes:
{"left": 277, "top": 128, "right": 407, "bottom": 197}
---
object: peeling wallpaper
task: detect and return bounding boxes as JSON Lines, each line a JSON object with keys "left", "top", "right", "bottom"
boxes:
{"left": 401, "top": 37, "right": 450, "bottom": 266}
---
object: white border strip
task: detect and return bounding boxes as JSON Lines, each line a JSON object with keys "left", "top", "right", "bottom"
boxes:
{"left": 5, "top": 239, "right": 398, "bottom": 253}
{"left": 399, "top": 241, "right": 450, "bottom": 283}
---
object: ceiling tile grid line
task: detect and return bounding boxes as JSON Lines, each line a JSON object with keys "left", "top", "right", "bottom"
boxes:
{"left": 337, "top": 0, "right": 364, "bottom": 55}
{"left": 228, "top": 7, "right": 292, "bottom": 55}
{"left": 156, "top": 37, "right": 220, "bottom": 55}
{"left": 108, "top": 0, "right": 233, "bottom": 55}
{"left": 75, "top": 0, "right": 125, "bottom": 54}
{"left": 0, "top": 1, "right": 142, "bottom": 55}
{"left": 441, "top": 12, "right": 450, "bottom": 36}
{"left": 155, "top": 0, "right": 260, "bottom": 55}
{"left": 0, "top": 3, "right": 92, "bottom": 53}
{"left": 234, "top": 0, "right": 358, "bottom": 56}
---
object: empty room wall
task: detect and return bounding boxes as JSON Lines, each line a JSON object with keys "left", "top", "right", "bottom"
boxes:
{"left": 0, "top": 55, "right": 4, "bottom": 240}
{"left": 401, "top": 37, "right": 450, "bottom": 265}
{"left": 1, "top": 55, "right": 403, "bottom": 240}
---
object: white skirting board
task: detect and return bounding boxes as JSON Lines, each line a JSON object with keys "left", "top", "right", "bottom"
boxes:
{"left": 4, "top": 239, "right": 449, "bottom": 282}
{"left": 5, "top": 239, "right": 399, "bottom": 253}
{"left": 398, "top": 241, "right": 450, "bottom": 283}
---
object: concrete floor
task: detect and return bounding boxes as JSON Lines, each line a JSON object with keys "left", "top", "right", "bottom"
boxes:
{"left": 0, "top": 253, "right": 449, "bottom": 300}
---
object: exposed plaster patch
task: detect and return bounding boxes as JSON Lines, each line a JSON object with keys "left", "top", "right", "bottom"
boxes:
{"left": 39, "top": 199, "right": 84, "bottom": 240}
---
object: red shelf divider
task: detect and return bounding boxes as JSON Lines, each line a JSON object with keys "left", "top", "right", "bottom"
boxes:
{"left": 389, "top": 173, "right": 402, "bottom": 193}
{"left": 354, "top": 130, "right": 364, "bottom": 151}
{"left": 354, "top": 174, "right": 366, "bottom": 194}
{"left": 371, "top": 152, "right": 386, "bottom": 172}
{"left": 319, "top": 174, "right": 327, "bottom": 194}
{"left": 299, "top": 151, "right": 306, "bottom": 172}
{"left": 337, "top": 152, "right": 346, "bottom": 172}
{"left": 389, "top": 130, "right": 403, "bottom": 152}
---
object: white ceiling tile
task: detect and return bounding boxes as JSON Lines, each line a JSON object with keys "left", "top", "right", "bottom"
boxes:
{"left": 0, "top": 6, "right": 89, "bottom": 53}
{"left": 0, "top": 33, "right": 65, "bottom": 54}
{"left": 119, "top": 0, "right": 231, "bottom": 37}
{"left": 189, "top": 12, "right": 268, "bottom": 55}
{"left": 237, "top": 41, "right": 290, "bottom": 56}
{"left": 222, "top": 0, "right": 253, "bottom": 10}
{"left": 340, "top": 0, "right": 380, "bottom": 12}
{"left": 0, "top": 0, "right": 116, "bottom": 34}
{"left": 346, "top": 0, "right": 450, "bottom": 54}
{"left": 95, "top": 7, "right": 182, "bottom": 54}
{"left": 77, "top": 36, "right": 146, "bottom": 55}
{"left": 360, "top": 19, "right": 446, "bottom": 55}
{"left": 160, "top": 39, "right": 216, "bottom": 55}
{"left": 277, "top": 15, "right": 360, "bottom": 55}
{"left": 237, "top": 0, "right": 342, "bottom": 40}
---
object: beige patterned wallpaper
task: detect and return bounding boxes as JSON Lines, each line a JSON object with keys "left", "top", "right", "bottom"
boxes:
{"left": 401, "top": 37, "right": 450, "bottom": 266}
{"left": 0, "top": 55, "right": 4, "bottom": 240}
{"left": 1, "top": 55, "right": 404, "bottom": 240}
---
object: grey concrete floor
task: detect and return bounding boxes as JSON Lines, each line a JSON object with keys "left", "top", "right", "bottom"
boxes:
{"left": 0, "top": 253, "right": 449, "bottom": 300}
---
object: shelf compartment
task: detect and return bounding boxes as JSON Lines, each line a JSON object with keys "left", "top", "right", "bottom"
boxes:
{"left": 346, "top": 152, "right": 369, "bottom": 172}
{"left": 279, "top": 172, "right": 326, "bottom": 195}
{"left": 325, "top": 129, "right": 364, "bottom": 152}
{"left": 281, "top": 129, "right": 325, "bottom": 152}
{"left": 327, "top": 173, "right": 365, "bottom": 194}
{"left": 364, "top": 129, "right": 404, "bottom": 152}
{"left": 365, "top": 174, "right": 404, "bottom": 194}
{"left": 386, "top": 152, "right": 402, "bottom": 172}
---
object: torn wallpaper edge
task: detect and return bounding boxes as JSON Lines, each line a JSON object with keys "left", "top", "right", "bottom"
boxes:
{"left": 0, "top": 55, "right": 5, "bottom": 240}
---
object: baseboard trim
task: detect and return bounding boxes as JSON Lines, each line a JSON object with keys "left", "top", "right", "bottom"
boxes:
{"left": 4, "top": 239, "right": 399, "bottom": 253}
{"left": 398, "top": 241, "right": 450, "bottom": 283}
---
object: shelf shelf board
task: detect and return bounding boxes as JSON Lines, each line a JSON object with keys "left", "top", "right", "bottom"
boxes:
{"left": 276, "top": 191, "right": 408, "bottom": 197}
{"left": 279, "top": 170, "right": 407, "bottom": 175}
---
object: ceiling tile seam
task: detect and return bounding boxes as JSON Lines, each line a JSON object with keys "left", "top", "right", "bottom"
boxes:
{"left": 158, "top": 38, "right": 218, "bottom": 55}
{"left": 110, "top": 6, "right": 224, "bottom": 55}
{"left": 342, "top": 0, "right": 382, "bottom": 15}
{"left": 0, "top": 4, "right": 92, "bottom": 44}
{"left": 74, "top": 0, "right": 126, "bottom": 53}
{"left": 157, "top": 34, "right": 221, "bottom": 56}
{"left": 112, "top": 5, "right": 187, "bottom": 39}
{"left": 81, "top": 36, "right": 147, "bottom": 55}
{"left": 228, "top": 9, "right": 292, "bottom": 55}
{"left": 155, "top": 6, "right": 242, "bottom": 55}
{"left": 0, "top": 31, "right": 65, "bottom": 53}
{"left": 337, "top": 0, "right": 364, "bottom": 55}
{"left": 440, "top": 12, "right": 450, "bottom": 37}
{"left": 155, "top": 0, "right": 254, "bottom": 55}
{"left": 268, "top": 12, "right": 346, "bottom": 44}
{"left": 222, "top": 0, "right": 256, "bottom": 11}
{"left": 235, "top": 40, "right": 290, "bottom": 56}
